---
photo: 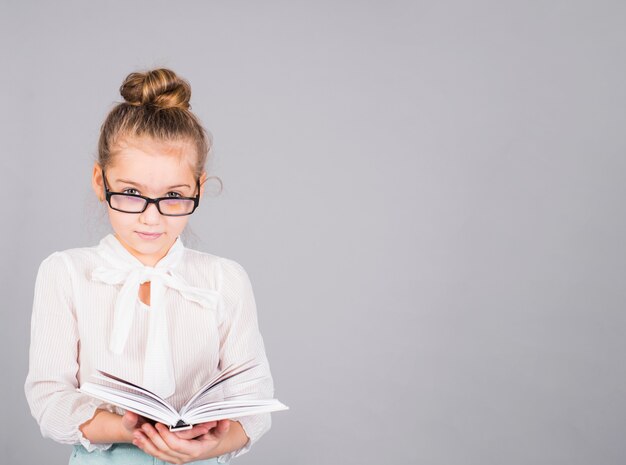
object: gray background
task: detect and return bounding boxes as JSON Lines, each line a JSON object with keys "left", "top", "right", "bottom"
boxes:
{"left": 1, "top": 1, "right": 625, "bottom": 464}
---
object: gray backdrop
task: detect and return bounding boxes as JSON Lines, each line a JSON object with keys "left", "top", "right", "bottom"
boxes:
{"left": 1, "top": 1, "right": 625, "bottom": 464}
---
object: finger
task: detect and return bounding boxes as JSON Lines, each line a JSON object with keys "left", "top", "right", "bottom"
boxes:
{"left": 173, "top": 424, "right": 210, "bottom": 440}
{"left": 185, "top": 420, "right": 217, "bottom": 436}
{"left": 154, "top": 424, "right": 211, "bottom": 462}
{"left": 198, "top": 421, "right": 218, "bottom": 430}
{"left": 140, "top": 424, "right": 169, "bottom": 451}
{"left": 154, "top": 422, "right": 207, "bottom": 453}
{"left": 140, "top": 423, "right": 187, "bottom": 459}
{"left": 134, "top": 430, "right": 185, "bottom": 464}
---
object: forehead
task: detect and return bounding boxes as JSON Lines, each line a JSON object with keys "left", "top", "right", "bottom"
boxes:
{"left": 108, "top": 136, "right": 197, "bottom": 184}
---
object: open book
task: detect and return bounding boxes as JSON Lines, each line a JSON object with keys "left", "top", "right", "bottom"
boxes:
{"left": 78, "top": 361, "right": 288, "bottom": 431}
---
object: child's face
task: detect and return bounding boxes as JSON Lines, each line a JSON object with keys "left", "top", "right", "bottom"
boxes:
{"left": 92, "top": 135, "right": 204, "bottom": 266}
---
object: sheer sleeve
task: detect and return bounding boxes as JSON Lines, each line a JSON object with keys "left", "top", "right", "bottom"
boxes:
{"left": 24, "top": 252, "right": 113, "bottom": 452}
{"left": 214, "top": 258, "right": 274, "bottom": 463}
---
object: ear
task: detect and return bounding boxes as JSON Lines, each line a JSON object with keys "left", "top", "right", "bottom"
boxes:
{"left": 198, "top": 171, "right": 208, "bottom": 199}
{"left": 92, "top": 163, "right": 105, "bottom": 202}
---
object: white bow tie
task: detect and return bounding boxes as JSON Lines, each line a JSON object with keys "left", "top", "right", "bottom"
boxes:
{"left": 91, "top": 234, "right": 221, "bottom": 398}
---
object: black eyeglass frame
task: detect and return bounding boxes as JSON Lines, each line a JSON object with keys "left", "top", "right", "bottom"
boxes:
{"left": 102, "top": 169, "right": 201, "bottom": 216}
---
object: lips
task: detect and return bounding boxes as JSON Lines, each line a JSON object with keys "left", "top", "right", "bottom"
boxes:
{"left": 136, "top": 231, "right": 163, "bottom": 240}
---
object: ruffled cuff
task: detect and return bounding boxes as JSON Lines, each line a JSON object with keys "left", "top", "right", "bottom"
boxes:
{"left": 216, "top": 426, "right": 251, "bottom": 464}
{"left": 216, "top": 414, "right": 271, "bottom": 463}
{"left": 75, "top": 401, "right": 119, "bottom": 452}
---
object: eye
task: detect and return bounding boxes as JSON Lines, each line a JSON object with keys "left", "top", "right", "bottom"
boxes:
{"left": 165, "top": 192, "right": 183, "bottom": 198}
{"left": 123, "top": 188, "right": 140, "bottom": 196}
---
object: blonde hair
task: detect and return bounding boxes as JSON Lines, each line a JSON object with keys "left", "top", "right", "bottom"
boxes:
{"left": 98, "top": 68, "right": 211, "bottom": 179}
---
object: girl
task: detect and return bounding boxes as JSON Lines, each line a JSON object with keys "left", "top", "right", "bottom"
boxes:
{"left": 25, "top": 69, "right": 275, "bottom": 464}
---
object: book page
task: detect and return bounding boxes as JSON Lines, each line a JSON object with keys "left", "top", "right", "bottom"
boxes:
{"left": 78, "top": 383, "right": 179, "bottom": 426}
{"left": 180, "top": 359, "right": 258, "bottom": 415}
{"left": 92, "top": 370, "right": 179, "bottom": 417}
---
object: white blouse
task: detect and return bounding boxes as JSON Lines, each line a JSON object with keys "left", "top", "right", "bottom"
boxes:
{"left": 24, "top": 234, "right": 274, "bottom": 463}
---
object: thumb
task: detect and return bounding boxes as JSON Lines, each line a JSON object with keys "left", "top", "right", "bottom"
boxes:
{"left": 214, "top": 419, "right": 230, "bottom": 437}
{"left": 121, "top": 411, "right": 140, "bottom": 431}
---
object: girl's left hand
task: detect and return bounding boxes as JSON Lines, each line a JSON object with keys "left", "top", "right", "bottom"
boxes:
{"left": 132, "top": 419, "right": 232, "bottom": 464}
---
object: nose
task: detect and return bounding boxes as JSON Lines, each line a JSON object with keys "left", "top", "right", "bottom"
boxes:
{"left": 138, "top": 202, "right": 162, "bottom": 225}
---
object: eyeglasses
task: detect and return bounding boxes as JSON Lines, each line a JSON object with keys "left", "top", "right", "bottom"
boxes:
{"left": 102, "top": 169, "right": 200, "bottom": 216}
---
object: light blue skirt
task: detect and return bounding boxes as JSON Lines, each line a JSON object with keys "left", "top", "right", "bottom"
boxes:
{"left": 69, "top": 444, "right": 224, "bottom": 464}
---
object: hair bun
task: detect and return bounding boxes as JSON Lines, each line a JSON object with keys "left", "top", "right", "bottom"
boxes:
{"left": 120, "top": 68, "right": 191, "bottom": 110}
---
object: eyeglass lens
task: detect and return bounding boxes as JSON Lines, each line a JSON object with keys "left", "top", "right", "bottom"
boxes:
{"left": 110, "top": 194, "right": 195, "bottom": 215}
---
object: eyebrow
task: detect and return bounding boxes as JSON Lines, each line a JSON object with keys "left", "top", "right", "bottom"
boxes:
{"left": 115, "top": 178, "right": 192, "bottom": 190}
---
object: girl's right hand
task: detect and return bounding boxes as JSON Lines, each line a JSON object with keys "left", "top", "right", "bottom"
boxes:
{"left": 121, "top": 411, "right": 213, "bottom": 441}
